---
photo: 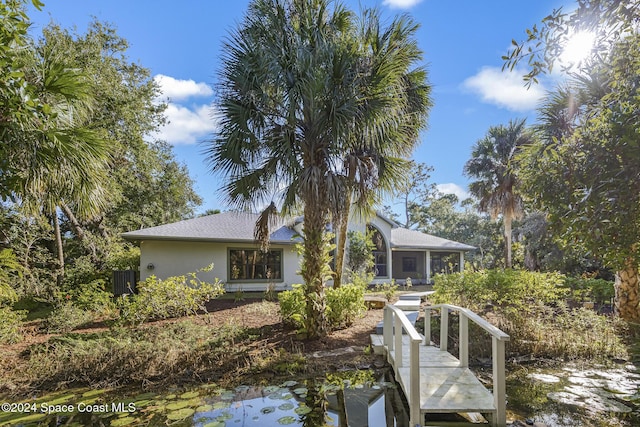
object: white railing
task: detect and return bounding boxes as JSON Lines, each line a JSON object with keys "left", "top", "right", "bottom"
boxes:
{"left": 424, "top": 304, "right": 510, "bottom": 427}
{"left": 383, "top": 304, "right": 422, "bottom": 427}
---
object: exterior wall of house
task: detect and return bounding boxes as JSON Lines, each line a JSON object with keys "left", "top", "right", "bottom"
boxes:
{"left": 139, "top": 240, "right": 302, "bottom": 292}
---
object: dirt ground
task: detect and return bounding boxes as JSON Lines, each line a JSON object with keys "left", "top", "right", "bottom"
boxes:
{"left": 203, "top": 297, "right": 385, "bottom": 353}
{"left": 0, "top": 297, "right": 389, "bottom": 396}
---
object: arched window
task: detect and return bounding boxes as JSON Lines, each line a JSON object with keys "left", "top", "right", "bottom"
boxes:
{"left": 367, "top": 225, "right": 388, "bottom": 277}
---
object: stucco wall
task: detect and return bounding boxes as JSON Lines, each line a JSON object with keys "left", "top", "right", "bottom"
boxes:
{"left": 139, "top": 240, "right": 302, "bottom": 291}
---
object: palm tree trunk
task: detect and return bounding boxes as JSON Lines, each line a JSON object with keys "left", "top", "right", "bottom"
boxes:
{"left": 52, "top": 207, "right": 64, "bottom": 287}
{"left": 504, "top": 214, "right": 513, "bottom": 268}
{"left": 614, "top": 260, "right": 640, "bottom": 321}
{"left": 302, "top": 201, "right": 329, "bottom": 339}
{"left": 333, "top": 193, "right": 352, "bottom": 289}
{"left": 60, "top": 202, "right": 98, "bottom": 259}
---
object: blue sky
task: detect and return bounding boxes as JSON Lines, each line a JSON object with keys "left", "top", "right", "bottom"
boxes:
{"left": 28, "top": 0, "right": 568, "bottom": 214}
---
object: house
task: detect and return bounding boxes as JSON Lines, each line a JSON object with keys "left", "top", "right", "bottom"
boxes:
{"left": 121, "top": 211, "right": 475, "bottom": 291}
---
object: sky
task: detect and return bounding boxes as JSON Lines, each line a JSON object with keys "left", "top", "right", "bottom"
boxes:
{"left": 27, "top": 0, "right": 571, "bottom": 215}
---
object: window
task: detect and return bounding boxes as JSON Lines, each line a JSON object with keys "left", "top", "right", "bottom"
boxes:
{"left": 402, "top": 257, "right": 417, "bottom": 273}
{"left": 430, "top": 252, "right": 460, "bottom": 275}
{"left": 367, "top": 225, "right": 388, "bottom": 277}
{"left": 229, "top": 249, "right": 283, "bottom": 281}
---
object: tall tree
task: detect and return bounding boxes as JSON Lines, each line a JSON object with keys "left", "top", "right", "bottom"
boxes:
{"left": 209, "top": 0, "right": 430, "bottom": 338}
{"left": 464, "top": 119, "right": 529, "bottom": 268}
{"left": 507, "top": 0, "right": 640, "bottom": 321}
{"left": 2, "top": 17, "right": 201, "bottom": 295}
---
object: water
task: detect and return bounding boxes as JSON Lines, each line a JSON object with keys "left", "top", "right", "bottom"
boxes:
{"left": 506, "top": 363, "right": 640, "bottom": 426}
{"left": 3, "top": 364, "right": 640, "bottom": 426}
{"left": 0, "top": 371, "right": 409, "bottom": 426}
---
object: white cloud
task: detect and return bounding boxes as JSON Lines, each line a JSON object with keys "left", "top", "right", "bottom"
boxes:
{"left": 462, "top": 66, "right": 546, "bottom": 112}
{"left": 157, "top": 103, "right": 218, "bottom": 145}
{"left": 383, "top": 0, "right": 423, "bottom": 9}
{"left": 436, "top": 183, "right": 470, "bottom": 201}
{"left": 154, "top": 74, "right": 213, "bottom": 101}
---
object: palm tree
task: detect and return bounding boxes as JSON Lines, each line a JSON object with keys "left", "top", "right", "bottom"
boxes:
{"left": 208, "top": 0, "right": 430, "bottom": 338}
{"left": 464, "top": 119, "right": 529, "bottom": 268}
{"left": 17, "top": 31, "right": 110, "bottom": 285}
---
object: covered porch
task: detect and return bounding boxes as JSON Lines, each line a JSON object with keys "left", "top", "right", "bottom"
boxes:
{"left": 390, "top": 250, "right": 464, "bottom": 285}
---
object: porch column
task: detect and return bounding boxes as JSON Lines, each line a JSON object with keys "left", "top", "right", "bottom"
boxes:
{"left": 459, "top": 251, "right": 464, "bottom": 273}
{"left": 426, "top": 250, "right": 431, "bottom": 283}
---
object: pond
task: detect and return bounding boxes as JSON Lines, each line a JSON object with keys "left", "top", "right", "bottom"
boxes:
{"left": 2, "top": 364, "right": 639, "bottom": 426}
{"left": 0, "top": 370, "right": 410, "bottom": 427}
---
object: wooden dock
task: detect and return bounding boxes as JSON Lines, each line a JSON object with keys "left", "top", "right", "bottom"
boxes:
{"left": 371, "top": 304, "right": 510, "bottom": 427}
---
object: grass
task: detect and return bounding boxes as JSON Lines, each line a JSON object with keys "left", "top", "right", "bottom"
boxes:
{"left": 18, "top": 319, "right": 268, "bottom": 390}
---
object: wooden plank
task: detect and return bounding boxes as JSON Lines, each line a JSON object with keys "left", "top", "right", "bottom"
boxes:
{"left": 397, "top": 367, "right": 496, "bottom": 413}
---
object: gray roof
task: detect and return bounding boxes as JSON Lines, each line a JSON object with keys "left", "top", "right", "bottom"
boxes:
{"left": 122, "top": 211, "right": 474, "bottom": 251}
{"left": 390, "top": 228, "right": 475, "bottom": 251}
{"left": 122, "top": 212, "right": 298, "bottom": 244}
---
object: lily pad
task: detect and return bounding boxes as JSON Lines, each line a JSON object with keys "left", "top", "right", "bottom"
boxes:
{"left": 277, "top": 416, "right": 297, "bottom": 425}
{"left": 166, "top": 400, "right": 190, "bottom": 411}
{"left": 180, "top": 391, "right": 200, "bottom": 399}
{"left": 277, "top": 402, "right": 295, "bottom": 411}
{"left": 280, "top": 380, "right": 298, "bottom": 388}
{"left": 196, "top": 404, "right": 214, "bottom": 412}
{"left": 260, "top": 406, "right": 276, "bottom": 414}
{"left": 292, "top": 387, "right": 308, "bottom": 396}
{"left": 294, "top": 405, "right": 312, "bottom": 415}
{"left": 213, "top": 401, "right": 230, "bottom": 410}
{"left": 167, "top": 407, "right": 195, "bottom": 420}
{"left": 82, "top": 389, "right": 109, "bottom": 398}
{"left": 203, "top": 422, "right": 226, "bottom": 427}
{"left": 110, "top": 416, "right": 137, "bottom": 426}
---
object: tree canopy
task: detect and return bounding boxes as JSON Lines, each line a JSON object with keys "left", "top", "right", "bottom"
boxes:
{"left": 209, "top": 0, "right": 431, "bottom": 338}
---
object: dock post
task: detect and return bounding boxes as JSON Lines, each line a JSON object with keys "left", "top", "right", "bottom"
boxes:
{"left": 394, "top": 314, "right": 403, "bottom": 368}
{"left": 384, "top": 306, "right": 393, "bottom": 351}
{"left": 423, "top": 307, "right": 431, "bottom": 345}
{"left": 492, "top": 336, "right": 507, "bottom": 427}
{"left": 409, "top": 338, "right": 421, "bottom": 427}
{"left": 439, "top": 307, "right": 448, "bottom": 351}
{"left": 459, "top": 312, "right": 469, "bottom": 367}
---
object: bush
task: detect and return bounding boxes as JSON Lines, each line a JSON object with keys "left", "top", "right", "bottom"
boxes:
{"left": 118, "top": 267, "right": 224, "bottom": 325}
{"left": 278, "top": 284, "right": 306, "bottom": 328}
{"left": 326, "top": 284, "right": 366, "bottom": 328}
{"left": 373, "top": 281, "right": 398, "bottom": 301}
{"left": 432, "top": 269, "right": 568, "bottom": 312}
{"left": 0, "top": 307, "right": 25, "bottom": 344}
{"left": 279, "top": 283, "right": 366, "bottom": 330}
{"left": 60, "top": 279, "right": 115, "bottom": 315}
{"left": 46, "top": 302, "right": 96, "bottom": 333}
{"left": 561, "top": 276, "right": 615, "bottom": 305}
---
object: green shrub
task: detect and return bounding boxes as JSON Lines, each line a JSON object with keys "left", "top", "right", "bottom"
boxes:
{"left": 432, "top": 269, "right": 568, "bottom": 312}
{"left": 46, "top": 302, "right": 95, "bottom": 333}
{"left": 0, "top": 307, "right": 26, "bottom": 344}
{"left": 0, "top": 248, "right": 21, "bottom": 306}
{"left": 326, "top": 284, "right": 366, "bottom": 328}
{"left": 505, "top": 305, "right": 626, "bottom": 360}
{"left": 278, "top": 283, "right": 366, "bottom": 330}
{"left": 118, "top": 267, "right": 224, "bottom": 325}
{"left": 278, "top": 284, "right": 306, "bottom": 328}
{"left": 60, "top": 279, "right": 115, "bottom": 314}
{"left": 374, "top": 281, "right": 398, "bottom": 301}
{"left": 561, "top": 276, "right": 615, "bottom": 304}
